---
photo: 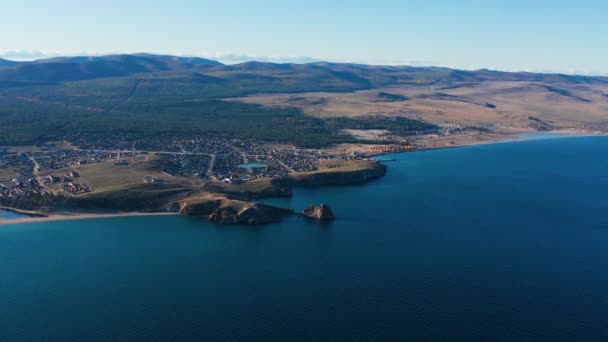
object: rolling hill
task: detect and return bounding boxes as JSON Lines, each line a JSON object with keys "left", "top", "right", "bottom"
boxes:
{"left": 0, "top": 54, "right": 222, "bottom": 82}
{"left": 0, "top": 58, "right": 18, "bottom": 67}
{"left": 1, "top": 53, "right": 606, "bottom": 86}
{"left": 0, "top": 53, "right": 607, "bottom": 146}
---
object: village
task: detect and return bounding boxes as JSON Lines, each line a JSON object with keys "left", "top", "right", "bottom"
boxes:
{"left": 0, "top": 134, "right": 418, "bottom": 202}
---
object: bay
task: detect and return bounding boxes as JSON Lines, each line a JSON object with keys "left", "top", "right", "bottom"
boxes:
{"left": 1, "top": 136, "right": 608, "bottom": 341}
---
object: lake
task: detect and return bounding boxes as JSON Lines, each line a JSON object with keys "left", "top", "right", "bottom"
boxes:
{"left": 0, "top": 209, "right": 31, "bottom": 220}
{"left": 1, "top": 136, "right": 608, "bottom": 341}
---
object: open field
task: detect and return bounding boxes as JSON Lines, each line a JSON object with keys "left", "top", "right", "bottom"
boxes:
{"left": 2, "top": 54, "right": 607, "bottom": 147}
{"left": 230, "top": 81, "right": 608, "bottom": 132}
{"left": 0, "top": 166, "right": 21, "bottom": 182}
{"left": 40, "top": 154, "right": 198, "bottom": 194}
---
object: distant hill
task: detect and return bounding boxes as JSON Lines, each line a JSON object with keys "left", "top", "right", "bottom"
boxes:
{"left": 0, "top": 58, "right": 18, "bottom": 67}
{"left": 0, "top": 53, "right": 607, "bottom": 146}
{"left": 0, "top": 54, "right": 223, "bottom": 82}
{"left": 34, "top": 53, "right": 223, "bottom": 67}
{"left": 0, "top": 53, "right": 606, "bottom": 86}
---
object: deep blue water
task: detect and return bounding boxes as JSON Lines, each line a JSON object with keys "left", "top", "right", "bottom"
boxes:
{"left": 2, "top": 136, "right": 608, "bottom": 341}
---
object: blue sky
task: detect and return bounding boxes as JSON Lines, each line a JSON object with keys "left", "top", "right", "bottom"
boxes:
{"left": 1, "top": 0, "right": 607, "bottom": 74}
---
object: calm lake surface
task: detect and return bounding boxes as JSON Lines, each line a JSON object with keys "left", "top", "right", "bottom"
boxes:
{"left": 1, "top": 136, "right": 608, "bottom": 341}
{"left": 0, "top": 209, "right": 30, "bottom": 220}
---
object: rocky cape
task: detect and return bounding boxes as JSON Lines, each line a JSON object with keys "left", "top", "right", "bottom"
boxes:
{"left": 2, "top": 160, "right": 388, "bottom": 226}
{"left": 177, "top": 198, "right": 340, "bottom": 225}
{"left": 204, "top": 161, "right": 388, "bottom": 202}
{"left": 178, "top": 199, "right": 294, "bottom": 225}
{"left": 287, "top": 161, "right": 387, "bottom": 186}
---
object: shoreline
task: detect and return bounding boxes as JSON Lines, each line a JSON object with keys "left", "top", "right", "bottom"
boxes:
{"left": 0, "top": 211, "right": 178, "bottom": 225}
{"left": 426, "top": 130, "right": 600, "bottom": 149}
{"left": 2, "top": 131, "right": 604, "bottom": 226}
{"left": 367, "top": 130, "right": 605, "bottom": 157}
{"left": 0, "top": 206, "right": 48, "bottom": 217}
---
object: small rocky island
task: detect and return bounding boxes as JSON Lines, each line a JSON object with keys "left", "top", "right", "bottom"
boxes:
{"left": 303, "top": 204, "right": 336, "bottom": 221}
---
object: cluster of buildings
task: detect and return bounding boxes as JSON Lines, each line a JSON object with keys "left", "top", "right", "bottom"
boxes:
{"left": 1, "top": 146, "right": 102, "bottom": 198}
{"left": 8, "top": 133, "right": 379, "bottom": 191}
{"left": 49, "top": 169, "right": 91, "bottom": 194}
{"left": 0, "top": 177, "right": 47, "bottom": 199}
{"left": 0, "top": 153, "right": 31, "bottom": 175}
{"left": 370, "top": 144, "right": 417, "bottom": 153}
{"left": 0, "top": 152, "right": 42, "bottom": 199}
{"left": 268, "top": 149, "right": 321, "bottom": 172}
{"left": 161, "top": 154, "right": 211, "bottom": 178}
{"left": 0, "top": 132, "right": 386, "bottom": 209}
{"left": 66, "top": 132, "right": 237, "bottom": 154}
{"left": 61, "top": 182, "right": 92, "bottom": 194}
{"left": 66, "top": 133, "right": 335, "bottom": 182}
{"left": 31, "top": 149, "right": 114, "bottom": 170}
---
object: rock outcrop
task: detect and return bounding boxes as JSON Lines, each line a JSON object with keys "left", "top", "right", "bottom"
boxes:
{"left": 303, "top": 204, "right": 335, "bottom": 221}
{"left": 208, "top": 206, "right": 240, "bottom": 224}
{"left": 178, "top": 198, "right": 293, "bottom": 225}
{"left": 211, "top": 203, "right": 294, "bottom": 225}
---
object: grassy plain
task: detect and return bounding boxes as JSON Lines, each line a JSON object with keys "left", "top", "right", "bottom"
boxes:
{"left": 40, "top": 155, "right": 197, "bottom": 194}
{"left": 231, "top": 81, "right": 608, "bottom": 131}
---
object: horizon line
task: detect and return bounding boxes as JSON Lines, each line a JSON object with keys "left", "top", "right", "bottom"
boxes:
{"left": 1, "top": 50, "right": 607, "bottom": 78}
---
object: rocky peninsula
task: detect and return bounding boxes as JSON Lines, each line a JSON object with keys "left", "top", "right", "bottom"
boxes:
{"left": 0, "top": 159, "right": 388, "bottom": 226}
{"left": 173, "top": 159, "right": 386, "bottom": 224}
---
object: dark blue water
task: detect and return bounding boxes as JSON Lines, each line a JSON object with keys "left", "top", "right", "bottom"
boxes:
{"left": 2, "top": 136, "right": 608, "bottom": 341}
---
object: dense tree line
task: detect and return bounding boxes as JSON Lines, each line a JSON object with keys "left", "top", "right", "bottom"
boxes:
{"left": 0, "top": 94, "right": 434, "bottom": 148}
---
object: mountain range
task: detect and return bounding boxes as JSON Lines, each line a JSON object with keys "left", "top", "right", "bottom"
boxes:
{"left": 1, "top": 53, "right": 607, "bottom": 147}
{"left": 0, "top": 53, "right": 606, "bottom": 88}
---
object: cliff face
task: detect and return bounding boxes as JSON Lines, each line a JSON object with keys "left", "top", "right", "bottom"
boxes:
{"left": 288, "top": 162, "right": 387, "bottom": 186}
{"left": 303, "top": 204, "right": 335, "bottom": 220}
{"left": 212, "top": 203, "right": 294, "bottom": 224}
{"left": 178, "top": 199, "right": 293, "bottom": 225}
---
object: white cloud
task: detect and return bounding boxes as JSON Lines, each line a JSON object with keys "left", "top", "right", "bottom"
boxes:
{"left": 0, "top": 50, "right": 115, "bottom": 61}
{"left": 0, "top": 50, "right": 58, "bottom": 60}
{"left": 194, "top": 52, "right": 324, "bottom": 64}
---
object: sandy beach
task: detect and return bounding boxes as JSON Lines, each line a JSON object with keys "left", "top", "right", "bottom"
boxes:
{"left": 332, "top": 130, "right": 603, "bottom": 157}
{"left": 0, "top": 211, "right": 178, "bottom": 225}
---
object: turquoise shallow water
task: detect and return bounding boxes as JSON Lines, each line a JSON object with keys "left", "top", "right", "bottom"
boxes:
{"left": 0, "top": 210, "right": 29, "bottom": 220}
{"left": 1, "top": 136, "right": 608, "bottom": 341}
